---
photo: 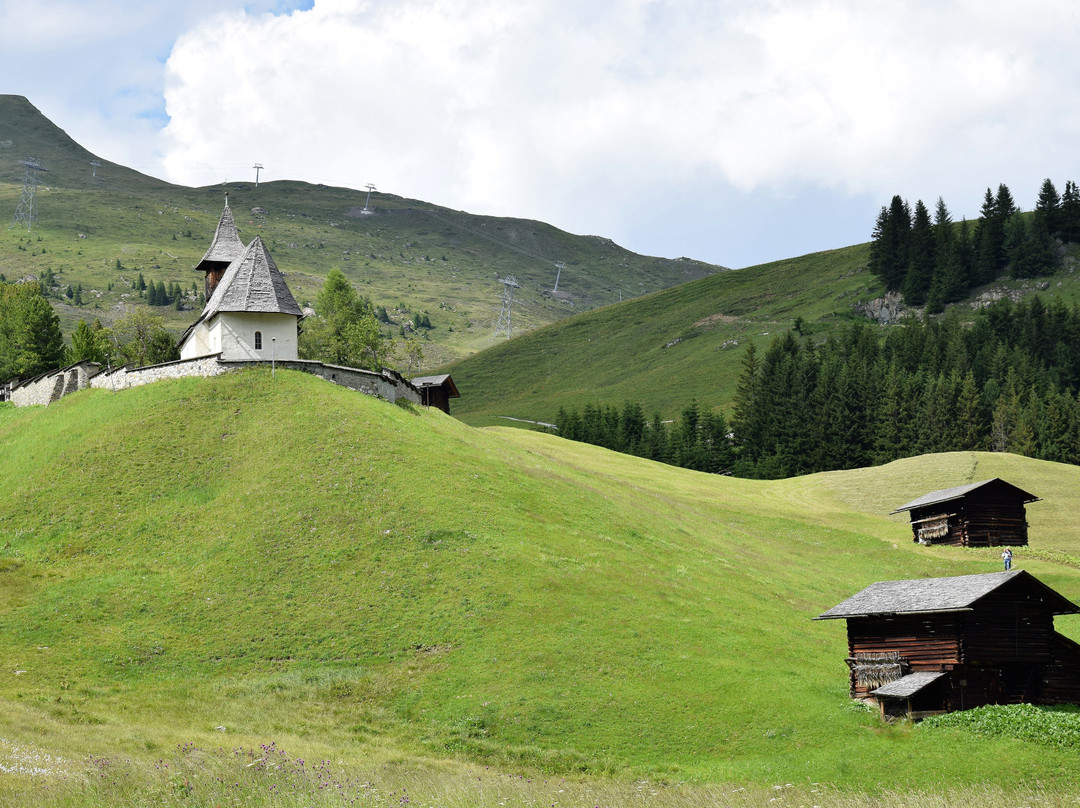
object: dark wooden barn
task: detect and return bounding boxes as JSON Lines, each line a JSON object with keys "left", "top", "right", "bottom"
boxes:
{"left": 892, "top": 478, "right": 1039, "bottom": 547}
{"left": 816, "top": 571, "right": 1080, "bottom": 719}
{"left": 410, "top": 374, "right": 460, "bottom": 414}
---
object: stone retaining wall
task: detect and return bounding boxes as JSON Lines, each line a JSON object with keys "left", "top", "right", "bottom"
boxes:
{"left": 236, "top": 360, "right": 419, "bottom": 405}
{"left": 11, "top": 361, "right": 102, "bottom": 407}
{"left": 89, "top": 355, "right": 227, "bottom": 393}
{"left": 13, "top": 355, "right": 420, "bottom": 407}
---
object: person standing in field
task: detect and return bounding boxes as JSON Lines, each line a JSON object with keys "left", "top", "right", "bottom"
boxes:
{"left": 1002, "top": 547, "right": 1013, "bottom": 571}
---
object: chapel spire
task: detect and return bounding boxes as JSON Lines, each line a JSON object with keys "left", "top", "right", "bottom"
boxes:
{"left": 195, "top": 197, "right": 246, "bottom": 302}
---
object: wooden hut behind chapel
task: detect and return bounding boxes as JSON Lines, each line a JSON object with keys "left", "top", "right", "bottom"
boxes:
{"left": 892, "top": 478, "right": 1038, "bottom": 547}
{"left": 817, "top": 570, "right": 1080, "bottom": 719}
{"left": 410, "top": 374, "right": 460, "bottom": 414}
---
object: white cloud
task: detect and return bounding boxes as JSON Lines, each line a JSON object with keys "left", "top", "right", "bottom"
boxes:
{"left": 158, "top": 0, "right": 1080, "bottom": 265}
{"left": 6, "top": 0, "right": 1080, "bottom": 265}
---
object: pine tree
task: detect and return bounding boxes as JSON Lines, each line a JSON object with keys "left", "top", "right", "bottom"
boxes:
{"left": 1035, "top": 178, "right": 1062, "bottom": 238}
{"left": 67, "top": 319, "right": 106, "bottom": 364}
{"left": 973, "top": 189, "right": 1001, "bottom": 284}
{"left": 868, "top": 196, "right": 912, "bottom": 291}
{"left": 1061, "top": 181, "right": 1080, "bottom": 243}
{"left": 619, "top": 401, "right": 646, "bottom": 455}
{"left": 927, "top": 200, "right": 967, "bottom": 311}
{"left": 901, "top": 200, "right": 934, "bottom": 305}
{"left": 730, "top": 342, "right": 761, "bottom": 460}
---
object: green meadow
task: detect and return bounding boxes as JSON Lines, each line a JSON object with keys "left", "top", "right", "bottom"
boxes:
{"left": 2, "top": 370, "right": 1080, "bottom": 805}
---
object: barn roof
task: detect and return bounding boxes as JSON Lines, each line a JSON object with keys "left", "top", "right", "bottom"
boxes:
{"left": 891, "top": 478, "right": 1039, "bottom": 514}
{"left": 195, "top": 200, "right": 245, "bottom": 271}
{"left": 410, "top": 374, "right": 460, "bottom": 397}
{"left": 816, "top": 570, "right": 1079, "bottom": 620}
{"left": 871, "top": 671, "right": 947, "bottom": 699}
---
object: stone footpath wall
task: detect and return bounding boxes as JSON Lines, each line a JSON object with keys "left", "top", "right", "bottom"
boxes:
{"left": 12, "top": 355, "right": 420, "bottom": 407}
{"left": 89, "top": 356, "right": 227, "bottom": 392}
{"left": 11, "top": 362, "right": 101, "bottom": 407}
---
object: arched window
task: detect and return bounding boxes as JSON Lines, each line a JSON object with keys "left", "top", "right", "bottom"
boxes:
{"left": 254, "top": 331, "right": 262, "bottom": 350}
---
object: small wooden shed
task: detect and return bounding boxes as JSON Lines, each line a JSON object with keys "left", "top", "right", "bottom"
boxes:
{"left": 410, "top": 374, "right": 460, "bottom": 414}
{"left": 892, "top": 478, "right": 1038, "bottom": 547}
{"left": 816, "top": 570, "right": 1080, "bottom": 719}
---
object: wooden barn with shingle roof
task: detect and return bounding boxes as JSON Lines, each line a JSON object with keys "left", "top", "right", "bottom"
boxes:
{"left": 892, "top": 478, "right": 1038, "bottom": 547}
{"left": 410, "top": 374, "right": 460, "bottom": 414}
{"left": 817, "top": 571, "right": 1080, "bottom": 719}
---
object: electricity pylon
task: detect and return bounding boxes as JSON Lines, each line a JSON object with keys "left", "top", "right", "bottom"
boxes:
{"left": 10, "top": 158, "right": 46, "bottom": 231}
{"left": 494, "top": 276, "right": 521, "bottom": 339}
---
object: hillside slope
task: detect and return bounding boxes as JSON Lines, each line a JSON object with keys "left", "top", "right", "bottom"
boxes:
{"left": 446, "top": 244, "right": 876, "bottom": 423}
{"left": 446, "top": 237, "right": 1080, "bottom": 426}
{"left": 0, "top": 95, "right": 718, "bottom": 366}
{"left": 2, "top": 372, "right": 1080, "bottom": 791}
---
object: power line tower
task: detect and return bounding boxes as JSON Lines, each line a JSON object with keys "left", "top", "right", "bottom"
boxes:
{"left": 253, "top": 163, "right": 264, "bottom": 186}
{"left": 10, "top": 158, "right": 46, "bottom": 232}
{"left": 494, "top": 276, "right": 521, "bottom": 339}
{"left": 90, "top": 160, "right": 101, "bottom": 178}
{"left": 362, "top": 183, "right": 376, "bottom": 215}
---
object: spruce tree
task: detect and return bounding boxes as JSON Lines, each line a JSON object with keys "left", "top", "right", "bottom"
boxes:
{"left": 1061, "top": 181, "right": 1080, "bottom": 243}
{"left": 901, "top": 200, "right": 934, "bottom": 305}
{"left": 868, "top": 196, "right": 911, "bottom": 291}
{"left": 1035, "top": 178, "right": 1062, "bottom": 237}
{"left": 973, "top": 188, "right": 1003, "bottom": 285}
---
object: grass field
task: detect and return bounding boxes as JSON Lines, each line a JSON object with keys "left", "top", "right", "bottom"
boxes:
{"left": 3, "top": 371, "right": 1080, "bottom": 805}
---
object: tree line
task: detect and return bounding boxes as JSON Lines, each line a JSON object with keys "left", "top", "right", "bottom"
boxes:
{"left": 550, "top": 297, "right": 1080, "bottom": 479}
{"left": 869, "top": 179, "right": 1080, "bottom": 312}
{"left": 555, "top": 400, "right": 734, "bottom": 473}
{"left": 730, "top": 297, "right": 1080, "bottom": 478}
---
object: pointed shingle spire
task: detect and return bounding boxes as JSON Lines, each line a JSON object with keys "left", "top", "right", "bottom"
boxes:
{"left": 196, "top": 198, "right": 246, "bottom": 299}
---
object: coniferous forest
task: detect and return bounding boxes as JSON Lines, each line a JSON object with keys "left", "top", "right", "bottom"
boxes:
{"left": 869, "top": 178, "right": 1080, "bottom": 311}
{"left": 556, "top": 178, "right": 1080, "bottom": 479}
{"left": 557, "top": 299, "right": 1080, "bottom": 479}
{"left": 728, "top": 299, "right": 1080, "bottom": 478}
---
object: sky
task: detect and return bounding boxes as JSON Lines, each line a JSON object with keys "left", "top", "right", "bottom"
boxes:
{"left": 4, "top": 0, "right": 1080, "bottom": 269}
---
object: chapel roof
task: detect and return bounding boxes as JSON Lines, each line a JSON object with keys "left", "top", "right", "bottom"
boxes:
{"left": 203, "top": 236, "right": 303, "bottom": 318}
{"left": 195, "top": 200, "right": 246, "bottom": 271}
{"left": 178, "top": 236, "right": 303, "bottom": 349}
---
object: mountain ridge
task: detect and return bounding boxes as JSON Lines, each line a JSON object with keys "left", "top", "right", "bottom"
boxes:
{"left": 0, "top": 94, "right": 720, "bottom": 367}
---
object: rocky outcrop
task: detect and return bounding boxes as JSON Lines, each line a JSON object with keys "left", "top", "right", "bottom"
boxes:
{"left": 854, "top": 291, "right": 904, "bottom": 324}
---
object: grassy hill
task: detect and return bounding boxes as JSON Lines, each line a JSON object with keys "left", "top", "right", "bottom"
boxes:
{"left": 3, "top": 371, "right": 1080, "bottom": 804}
{"left": 446, "top": 243, "right": 876, "bottom": 424}
{"left": 0, "top": 95, "right": 718, "bottom": 369}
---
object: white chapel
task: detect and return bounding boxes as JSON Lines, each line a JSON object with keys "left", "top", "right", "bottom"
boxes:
{"left": 178, "top": 201, "right": 303, "bottom": 362}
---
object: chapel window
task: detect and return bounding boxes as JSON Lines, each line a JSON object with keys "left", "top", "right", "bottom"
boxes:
{"left": 254, "top": 331, "right": 262, "bottom": 350}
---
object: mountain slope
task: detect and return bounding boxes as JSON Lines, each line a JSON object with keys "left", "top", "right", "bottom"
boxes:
{"left": 0, "top": 95, "right": 719, "bottom": 366}
{"left": 2, "top": 371, "right": 1080, "bottom": 791}
{"left": 446, "top": 243, "right": 877, "bottom": 423}
{"left": 446, "top": 235, "right": 1080, "bottom": 426}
